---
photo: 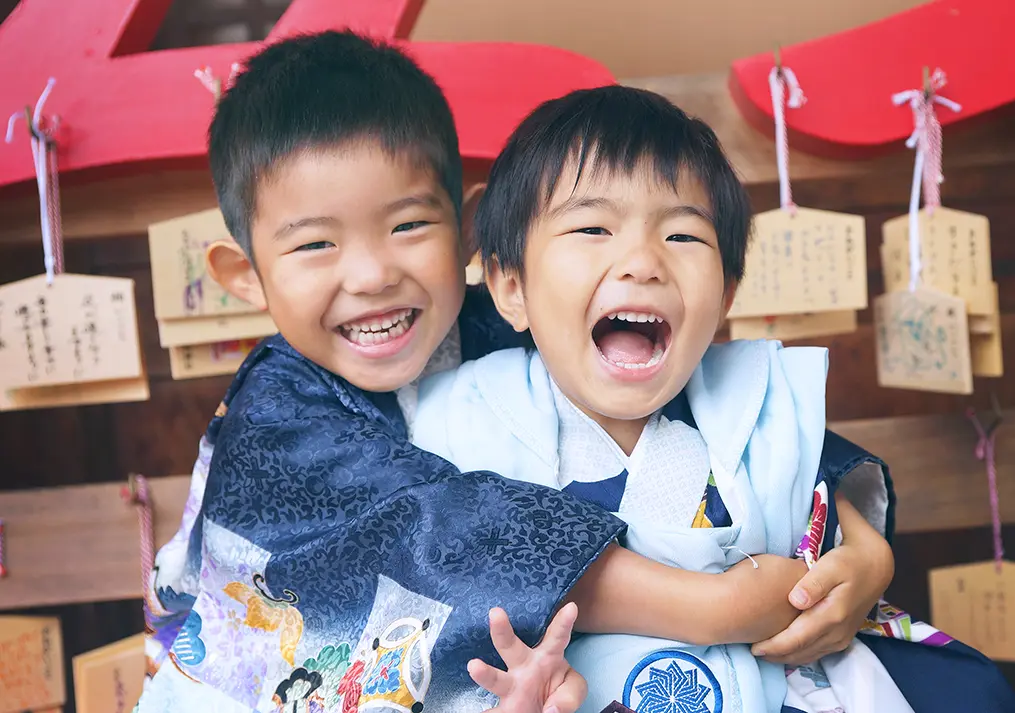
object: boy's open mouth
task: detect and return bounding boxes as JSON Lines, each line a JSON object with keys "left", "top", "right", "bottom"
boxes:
{"left": 592, "top": 311, "right": 672, "bottom": 370}
{"left": 338, "top": 308, "right": 418, "bottom": 346}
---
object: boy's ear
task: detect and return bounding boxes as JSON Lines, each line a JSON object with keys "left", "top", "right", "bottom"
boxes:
{"left": 485, "top": 260, "right": 529, "bottom": 333}
{"left": 717, "top": 280, "right": 739, "bottom": 329}
{"left": 206, "top": 240, "right": 268, "bottom": 311}
{"left": 462, "top": 183, "right": 487, "bottom": 286}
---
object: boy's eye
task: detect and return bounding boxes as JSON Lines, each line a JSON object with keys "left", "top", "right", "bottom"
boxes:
{"left": 573, "top": 227, "right": 611, "bottom": 236}
{"left": 393, "top": 221, "right": 431, "bottom": 234}
{"left": 294, "top": 240, "right": 334, "bottom": 252}
{"left": 666, "top": 234, "right": 702, "bottom": 243}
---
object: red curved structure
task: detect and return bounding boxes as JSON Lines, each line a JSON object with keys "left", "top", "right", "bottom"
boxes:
{"left": 729, "top": 0, "right": 1015, "bottom": 157}
{"left": 0, "top": 0, "right": 615, "bottom": 188}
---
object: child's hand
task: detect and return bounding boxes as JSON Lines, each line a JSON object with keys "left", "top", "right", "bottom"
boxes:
{"left": 751, "top": 497, "right": 894, "bottom": 665}
{"left": 469, "top": 602, "right": 587, "bottom": 713}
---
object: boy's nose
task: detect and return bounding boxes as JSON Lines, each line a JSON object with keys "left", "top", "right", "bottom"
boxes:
{"left": 341, "top": 242, "right": 400, "bottom": 295}
{"left": 616, "top": 240, "right": 668, "bottom": 284}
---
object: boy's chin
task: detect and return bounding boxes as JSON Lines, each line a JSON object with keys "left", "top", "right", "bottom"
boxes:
{"left": 339, "top": 358, "right": 427, "bottom": 393}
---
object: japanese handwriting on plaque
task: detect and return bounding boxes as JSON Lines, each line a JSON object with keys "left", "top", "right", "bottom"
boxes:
{"left": 729, "top": 310, "right": 857, "bottom": 342}
{"left": 874, "top": 288, "right": 973, "bottom": 395}
{"left": 0, "top": 275, "right": 142, "bottom": 389}
{"left": 930, "top": 561, "right": 1015, "bottom": 662}
{"left": 881, "top": 207, "right": 994, "bottom": 315}
{"left": 0, "top": 616, "right": 66, "bottom": 713}
{"left": 148, "top": 209, "right": 256, "bottom": 321}
{"left": 729, "top": 208, "right": 867, "bottom": 319}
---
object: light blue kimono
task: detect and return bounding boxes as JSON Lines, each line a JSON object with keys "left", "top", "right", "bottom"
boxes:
{"left": 414, "top": 340, "right": 827, "bottom": 713}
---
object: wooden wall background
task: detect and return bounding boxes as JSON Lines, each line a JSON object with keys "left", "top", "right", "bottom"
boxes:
{"left": 1, "top": 0, "right": 1014, "bottom": 709}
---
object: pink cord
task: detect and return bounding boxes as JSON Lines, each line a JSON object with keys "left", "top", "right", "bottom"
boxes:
{"left": 968, "top": 409, "right": 1005, "bottom": 573}
{"left": 122, "top": 475, "right": 155, "bottom": 596}
{"left": 0, "top": 518, "right": 7, "bottom": 578}
{"left": 767, "top": 65, "right": 805, "bottom": 214}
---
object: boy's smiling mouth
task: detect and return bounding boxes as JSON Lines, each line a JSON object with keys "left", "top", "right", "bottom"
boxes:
{"left": 591, "top": 311, "right": 672, "bottom": 377}
{"left": 338, "top": 307, "right": 420, "bottom": 352}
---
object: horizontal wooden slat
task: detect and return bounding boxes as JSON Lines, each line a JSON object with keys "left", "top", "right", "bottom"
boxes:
{"left": 2, "top": 407, "right": 1014, "bottom": 609}
{"left": 0, "top": 476, "right": 191, "bottom": 611}
{"left": 835, "top": 411, "right": 1015, "bottom": 535}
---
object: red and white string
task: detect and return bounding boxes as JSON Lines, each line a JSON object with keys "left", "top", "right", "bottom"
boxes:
{"left": 892, "top": 70, "right": 962, "bottom": 292}
{"left": 768, "top": 65, "right": 806, "bottom": 214}
{"left": 195, "top": 63, "right": 242, "bottom": 98}
{"left": 5, "top": 78, "right": 64, "bottom": 284}
{"left": 968, "top": 410, "right": 1005, "bottom": 574}
{"left": 122, "top": 475, "right": 156, "bottom": 598}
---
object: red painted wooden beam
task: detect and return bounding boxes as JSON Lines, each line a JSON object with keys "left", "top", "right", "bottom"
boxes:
{"left": 0, "top": 0, "right": 614, "bottom": 188}
{"left": 729, "top": 0, "right": 1015, "bottom": 157}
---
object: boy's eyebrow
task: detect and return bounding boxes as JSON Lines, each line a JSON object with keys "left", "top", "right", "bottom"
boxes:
{"left": 657, "top": 204, "right": 716, "bottom": 225}
{"left": 383, "top": 193, "right": 445, "bottom": 214}
{"left": 273, "top": 216, "right": 339, "bottom": 241}
{"left": 545, "top": 195, "right": 619, "bottom": 221}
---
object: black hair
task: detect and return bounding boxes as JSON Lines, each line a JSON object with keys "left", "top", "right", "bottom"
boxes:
{"left": 209, "top": 31, "right": 463, "bottom": 256}
{"left": 473, "top": 85, "right": 751, "bottom": 283}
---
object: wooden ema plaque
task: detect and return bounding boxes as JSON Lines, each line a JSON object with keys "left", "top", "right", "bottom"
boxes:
{"left": 881, "top": 207, "right": 994, "bottom": 316}
{"left": 729, "top": 207, "right": 867, "bottom": 319}
{"left": 972, "top": 282, "right": 1004, "bottom": 378}
{"left": 148, "top": 209, "right": 277, "bottom": 351}
{"left": 73, "top": 634, "right": 146, "bottom": 713}
{"left": 0, "top": 616, "right": 66, "bottom": 713}
{"left": 874, "top": 287, "right": 973, "bottom": 395}
{"left": 148, "top": 209, "right": 256, "bottom": 322}
{"left": 930, "top": 561, "right": 1015, "bottom": 662}
{"left": 729, "top": 309, "right": 857, "bottom": 342}
{"left": 0, "top": 274, "right": 149, "bottom": 410}
{"left": 169, "top": 338, "right": 261, "bottom": 380}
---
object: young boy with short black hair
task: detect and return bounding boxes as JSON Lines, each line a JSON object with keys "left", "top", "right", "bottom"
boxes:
{"left": 414, "top": 85, "right": 1015, "bottom": 713}
{"left": 138, "top": 32, "right": 902, "bottom": 713}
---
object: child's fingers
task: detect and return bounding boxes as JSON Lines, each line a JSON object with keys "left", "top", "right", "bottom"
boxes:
{"left": 789, "top": 560, "right": 844, "bottom": 610}
{"left": 751, "top": 608, "right": 819, "bottom": 659}
{"left": 539, "top": 602, "right": 579, "bottom": 655}
{"left": 468, "top": 658, "right": 511, "bottom": 697}
{"left": 541, "top": 666, "right": 587, "bottom": 713}
{"left": 488, "top": 607, "right": 530, "bottom": 669}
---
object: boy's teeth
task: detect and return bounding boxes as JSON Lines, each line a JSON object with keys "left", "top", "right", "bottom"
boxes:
{"left": 607, "top": 311, "right": 662, "bottom": 324}
{"left": 341, "top": 309, "right": 414, "bottom": 345}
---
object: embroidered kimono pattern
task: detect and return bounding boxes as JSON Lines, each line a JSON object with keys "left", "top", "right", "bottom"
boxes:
{"left": 137, "top": 332, "right": 626, "bottom": 713}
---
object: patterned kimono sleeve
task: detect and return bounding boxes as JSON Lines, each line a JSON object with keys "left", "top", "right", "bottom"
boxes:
{"left": 794, "top": 429, "right": 895, "bottom": 568}
{"left": 143, "top": 432, "right": 217, "bottom": 681}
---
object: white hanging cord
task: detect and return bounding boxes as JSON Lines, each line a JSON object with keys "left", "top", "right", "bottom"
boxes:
{"left": 6, "top": 78, "right": 62, "bottom": 284}
{"left": 768, "top": 64, "right": 806, "bottom": 214}
{"left": 891, "top": 69, "right": 962, "bottom": 292}
{"left": 722, "top": 545, "right": 760, "bottom": 569}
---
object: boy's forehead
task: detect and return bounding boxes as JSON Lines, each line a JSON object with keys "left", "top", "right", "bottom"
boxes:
{"left": 543, "top": 153, "right": 713, "bottom": 214}
{"left": 251, "top": 144, "right": 452, "bottom": 227}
